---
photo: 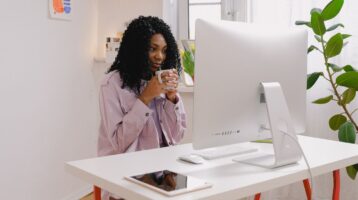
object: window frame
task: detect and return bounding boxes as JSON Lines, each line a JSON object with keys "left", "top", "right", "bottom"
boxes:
{"left": 179, "top": 0, "right": 249, "bottom": 40}
{"left": 188, "top": 0, "right": 222, "bottom": 39}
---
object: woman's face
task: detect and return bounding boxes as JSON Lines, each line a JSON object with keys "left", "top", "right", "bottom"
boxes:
{"left": 149, "top": 33, "right": 167, "bottom": 73}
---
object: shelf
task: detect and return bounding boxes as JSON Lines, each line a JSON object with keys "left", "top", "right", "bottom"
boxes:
{"left": 178, "top": 85, "right": 194, "bottom": 93}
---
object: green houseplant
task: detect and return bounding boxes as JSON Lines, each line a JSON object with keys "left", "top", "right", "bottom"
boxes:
{"left": 296, "top": 0, "right": 358, "bottom": 179}
{"left": 181, "top": 40, "right": 195, "bottom": 80}
{"left": 182, "top": 50, "right": 195, "bottom": 80}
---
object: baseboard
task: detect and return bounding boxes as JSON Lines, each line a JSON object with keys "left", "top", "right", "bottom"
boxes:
{"left": 61, "top": 185, "right": 92, "bottom": 200}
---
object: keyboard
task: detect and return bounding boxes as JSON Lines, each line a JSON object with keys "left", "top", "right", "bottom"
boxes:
{"left": 194, "top": 145, "right": 258, "bottom": 160}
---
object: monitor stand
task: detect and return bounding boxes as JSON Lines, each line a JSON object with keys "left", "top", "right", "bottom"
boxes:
{"left": 234, "top": 82, "right": 302, "bottom": 168}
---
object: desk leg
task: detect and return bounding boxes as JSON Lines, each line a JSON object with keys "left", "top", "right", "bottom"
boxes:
{"left": 303, "top": 179, "right": 311, "bottom": 200}
{"left": 94, "top": 186, "right": 102, "bottom": 200}
{"left": 254, "top": 193, "right": 261, "bottom": 200}
{"left": 332, "top": 170, "right": 340, "bottom": 200}
{"left": 253, "top": 170, "right": 340, "bottom": 200}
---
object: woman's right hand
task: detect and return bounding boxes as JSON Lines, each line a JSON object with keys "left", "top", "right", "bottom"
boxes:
{"left": 139, "top": 75, "right": 166, "bottom": 105}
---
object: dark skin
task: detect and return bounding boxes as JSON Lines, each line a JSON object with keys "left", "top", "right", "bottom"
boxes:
{"left": 139, "top": 34, "right": 179, "bottom": 105}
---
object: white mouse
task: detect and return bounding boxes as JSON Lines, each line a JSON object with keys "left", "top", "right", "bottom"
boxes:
{"left": 179, "top": 154, "right": 205, "bottom": 164}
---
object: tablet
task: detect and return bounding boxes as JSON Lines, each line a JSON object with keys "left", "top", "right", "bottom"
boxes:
{"left": 124, "top": 170, "right": 212, "bottom": 196}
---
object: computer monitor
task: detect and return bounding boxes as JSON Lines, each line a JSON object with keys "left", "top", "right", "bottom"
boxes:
{"left": 192, "top": 19, "right": 307, "bottom": 168}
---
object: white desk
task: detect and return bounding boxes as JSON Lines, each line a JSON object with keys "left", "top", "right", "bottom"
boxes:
{"left": 66, "top": 136, "right": 358, "bottom": 200}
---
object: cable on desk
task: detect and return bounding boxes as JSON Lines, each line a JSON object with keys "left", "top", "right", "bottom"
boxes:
{"left": 279, "top": 130, "right": 314, "bottom": 200}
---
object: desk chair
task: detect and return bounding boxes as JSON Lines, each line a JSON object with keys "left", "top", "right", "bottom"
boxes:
{"left": 93, "top": 170, "right": 340, "bottom": 200}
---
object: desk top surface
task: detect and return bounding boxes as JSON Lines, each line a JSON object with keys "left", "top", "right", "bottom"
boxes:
{"left": 66, "top": 136, "right": 358, "bottom": 200}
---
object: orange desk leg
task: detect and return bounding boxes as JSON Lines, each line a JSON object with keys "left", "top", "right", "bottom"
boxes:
{"left": 303, "top": 170, "right": 340, "bottom": 200}
{"left": 254, "top": 193, "right": 261, "bottom": 200}
{"left": 253, "top": 170, "right": 340, "bottom": 200}
{"left": 94, "top": 185, "right": 102, "bottom": 200}
{"left": 332, "top": 170, "right": 340, "bottom": 200}
{"left": 303, "top": 179, "right": 312, "bottom": 200}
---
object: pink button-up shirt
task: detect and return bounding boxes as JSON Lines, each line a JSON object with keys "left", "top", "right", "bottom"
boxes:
{"left": 97, "top": 71, "right": 186, "bottom": 156}
{"left": 97, "top": 71, "right": 186, "bottom": 200}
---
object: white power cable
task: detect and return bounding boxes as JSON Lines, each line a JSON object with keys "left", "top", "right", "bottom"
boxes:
{"left": 260, "top": 126, "right": 315, "bottom": 200}
{"left": 279, "top": 130, "right": 315, "bottom": 200}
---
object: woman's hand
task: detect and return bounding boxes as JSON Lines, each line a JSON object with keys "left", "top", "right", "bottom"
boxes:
{"left": 163, "top": 69, "right": 179, "bottom": 103}
{"left": 139, "top": 76, "right": 166, "bottom": 105}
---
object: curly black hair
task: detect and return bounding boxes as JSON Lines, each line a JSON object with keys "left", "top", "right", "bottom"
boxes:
{"left": 108, "top": 16, "right": 181, "bottom": 95}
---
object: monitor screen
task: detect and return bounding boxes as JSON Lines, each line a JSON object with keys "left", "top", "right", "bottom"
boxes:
{"left": 192, "top": 19, "right": 307, "bottom": 150}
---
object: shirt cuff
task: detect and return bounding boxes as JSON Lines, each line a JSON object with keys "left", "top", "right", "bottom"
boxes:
{"left": 164, "top": 95, "right": 181, "bottom": 114}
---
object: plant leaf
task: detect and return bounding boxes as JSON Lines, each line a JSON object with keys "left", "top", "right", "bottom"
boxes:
{"left": 314, "top": 35, "right": 326, "bottom": 43}
{"left": 321, "top": 0, "right": 344, "bottom": 21}
{"left": 307, "top": 72, "right": 322, "bottom": 89}
{"left": 182, "top": 51, "right": 195, "bottom": 78}
{"left": 342, "top": 34, "right": 351, "bottom": 39}
{"left": 311, "top": 12, "right": 326, "bottom": 36}
{"left": 341, "top": 88, "right": 356, "bottom": 105}
{"left": 311, "top": 8, "right": 322, "bottom": 14}
{"left": 326, "top": 33, "right": 343, "bottom": 58}
{"left": 346, "top": 165, "right": 358, "bottom": 180}
{"left": 336, "top": 72, "right": 358, "bottom": 90}
{"left": 308, "top": 45, "right": 320, "bottom": 54}
{"left": 338, "top": 121, "right": 356, "bottom": 144}
{"left": 328, "top": 63, "right": 342, "bottom": 72}
{"left": 312, "top": 95, "right": 333, "bottom": 104}
{"left": 295, "top": 21, "right": 312, "bottom": 28}
{"left": 343, "top": 65, "right": 356, "bottom": 72}
{"left": 327, "top": 23, "right": 344, "bottom": 31}
{"left": 314, "top": 35, "right": 323, "bottom": 43}
{"left": 329, "top": 114, "right": 347, "bottom": 131}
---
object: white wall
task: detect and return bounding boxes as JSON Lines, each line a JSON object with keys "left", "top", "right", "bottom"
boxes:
{"left": 0, "top": 0, "right": 98, "bottom": 199}
{"left": 96, "top": 0, "right": 163, "bottom": 59}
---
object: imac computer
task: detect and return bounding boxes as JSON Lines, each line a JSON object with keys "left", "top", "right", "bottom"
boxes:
{"left": 192, "top": 19, "right": 307, "bottom": 168}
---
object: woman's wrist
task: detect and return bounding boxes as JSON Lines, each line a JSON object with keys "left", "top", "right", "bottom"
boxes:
{"left": 139, "top": 94, "right": 152, "bottom": 105}
{"left": 166, "top": 93, "right": 178, "bottom": 104}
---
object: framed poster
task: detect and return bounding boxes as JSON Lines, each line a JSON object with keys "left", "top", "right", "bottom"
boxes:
{"left": 49, "top": 0, "right": 72, "bottom": 20}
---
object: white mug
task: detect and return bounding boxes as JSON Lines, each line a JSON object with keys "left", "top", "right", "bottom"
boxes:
{"left": 155, "top": 69, "right": 177, "bottom": 90}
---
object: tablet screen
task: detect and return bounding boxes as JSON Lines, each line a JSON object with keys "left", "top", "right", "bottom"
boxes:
{"left": 130, "top": 170, "right": 187, "bottom": 192}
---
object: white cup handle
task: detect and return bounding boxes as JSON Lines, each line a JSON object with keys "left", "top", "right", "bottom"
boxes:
{"left": 156, "top": 71, "right": 164, "bottom": 84}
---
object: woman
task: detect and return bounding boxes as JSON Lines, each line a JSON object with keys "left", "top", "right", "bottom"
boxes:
{"left": 97, "top": 16, "right": 186, "bottom": 200}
